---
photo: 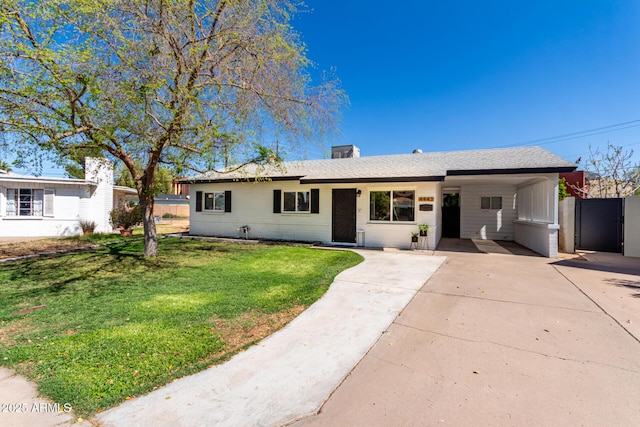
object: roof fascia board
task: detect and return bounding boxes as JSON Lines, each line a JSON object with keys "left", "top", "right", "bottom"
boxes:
{"left": 446, "top": 167, "right": 576, "bottom": 176}
{"left": 0, "top": 177, "right": 91, "bottom": 186}
{"left": 182, "top": 176, "right": 304, "bottom": 184}
{"left": 300, "top": 176, "right": 446, "bottom": 184}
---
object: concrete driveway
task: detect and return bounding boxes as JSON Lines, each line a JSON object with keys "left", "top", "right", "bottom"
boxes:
{"left": 296, "top": 239, "right": 640, "bottom": 426}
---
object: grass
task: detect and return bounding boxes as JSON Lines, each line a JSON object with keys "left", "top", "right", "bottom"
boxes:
{"left": 0, "top": 219, "right": 188, "bottom": 259}
{"left": 0, "top": 238, "right": 362, "bottom": 417}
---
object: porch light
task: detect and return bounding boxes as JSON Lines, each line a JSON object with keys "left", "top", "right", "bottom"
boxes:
{"left": 356, "top": 189, "right": 362, "bottom": 197}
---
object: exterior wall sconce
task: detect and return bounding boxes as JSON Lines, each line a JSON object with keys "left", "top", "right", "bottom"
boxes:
{"left": 356, "top": 189, "right": 362, "bottom": 197}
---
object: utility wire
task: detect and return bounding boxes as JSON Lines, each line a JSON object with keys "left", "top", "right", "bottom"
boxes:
{"left": 498, "top": 119, "right": 640, "bottom": 148}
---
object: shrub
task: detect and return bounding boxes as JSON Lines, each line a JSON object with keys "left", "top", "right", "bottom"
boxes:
{"left": 79, "top": 219, "right": 97, "bottom": 233}
{"left": 109, "top": 204, "right": 142, "bottom": 229}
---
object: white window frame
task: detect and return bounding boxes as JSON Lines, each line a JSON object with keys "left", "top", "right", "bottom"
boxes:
{"left": 204, "top": 192, "right": 225, "bottom": 212}
{"left": 5, "top": 187, "right": 54, "bottom": 217}
{"left": 481, "top": 196, "right": 502, "bottom": 210}
{"left": 369, "top": 190, "right": 416, "bottom": 222}
{"left": 283, "top": 191, "right": 310, "bottom": 213}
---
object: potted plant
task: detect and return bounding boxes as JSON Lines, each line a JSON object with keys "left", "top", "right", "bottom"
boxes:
{"left": 109, "top": 203, "right": 142, "bottom": 237}
{"left": 79, "top": 219, "right": 97, "bottom": 235}
{"left": 418, "top": 224, "right": 430, "bottom": 236}
{"left": 411, "top": 232, "right": 419, "bottom": 243}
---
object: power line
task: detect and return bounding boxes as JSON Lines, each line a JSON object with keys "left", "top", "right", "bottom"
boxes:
{"left": 498, "top": 119, "right": 640, "bottom": 148}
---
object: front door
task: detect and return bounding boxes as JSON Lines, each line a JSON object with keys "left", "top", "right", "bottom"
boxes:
{"left": 442, "top": 192, "right": 460, "bottom": 238}
{"left": 332, "top": 188, "right": 356, "bottom": 243}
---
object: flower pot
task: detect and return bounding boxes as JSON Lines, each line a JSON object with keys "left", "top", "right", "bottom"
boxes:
{"left": 411, "top": 236, "right": 418, "bottom": 243}
{"left": 419, "top": 230, "right": 428, "bottom": 236}
{"left": 119, "top": 229, "right": 133, "bottom": 237}
{"left": 83, "top": 230, "right": 91, "bottom": 236}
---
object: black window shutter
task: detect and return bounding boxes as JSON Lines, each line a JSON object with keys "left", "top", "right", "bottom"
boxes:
{"left": 310, "top": 189, "right": 320, "bottom": 214}
{"left": 224, "top": 191, "right": 232, "bottom": 212}
{"left": 195, "top": 191, "right": 203, "bottom": 212}
{"left": 273, "top": 190, "right": 281, "bottom": 213}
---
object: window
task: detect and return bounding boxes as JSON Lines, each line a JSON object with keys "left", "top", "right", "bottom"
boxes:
{"left": 370, "top": 190, "right": 415, "bottom": 222}
{"left": 283, "top": 191, "right": 310, "bottom": 212}
{"left": 204, "top": 192, "right": 225, "bottom": 211}
{"left": 481, "top": 196, "right": 502, "bottom": 210}
{"left": 6, "top": 188, "right": 52, "bottom": 217}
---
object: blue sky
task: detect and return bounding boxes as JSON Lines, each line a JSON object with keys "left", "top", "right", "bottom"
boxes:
{"left": 290, "top": 0, "right": 640, "bottom": 166}
{"left": 6, "top": 0, "right": 640, "bottom": 176}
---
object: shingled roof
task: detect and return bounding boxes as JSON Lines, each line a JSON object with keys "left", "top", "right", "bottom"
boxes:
{"left": 186, "top": 146, "right": 576, "bottom": 184}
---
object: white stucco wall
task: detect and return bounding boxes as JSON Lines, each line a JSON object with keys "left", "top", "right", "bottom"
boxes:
{"left": 189, "top": 181, "right": 441, "bottom": 249}
{"left": 624, "top": 196, "right": 640, "bottom": 258}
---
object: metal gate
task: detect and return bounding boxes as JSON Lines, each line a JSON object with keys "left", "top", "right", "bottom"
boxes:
{"left": 575, "top": 198, "right": 623, "bottom": 253}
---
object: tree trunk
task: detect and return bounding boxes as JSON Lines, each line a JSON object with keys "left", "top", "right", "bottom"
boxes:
{"left": 139, "top": 195, "right": 158, "bottom": 257}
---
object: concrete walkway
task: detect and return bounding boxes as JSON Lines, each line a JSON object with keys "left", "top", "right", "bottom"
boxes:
{"left": 95, "top": 250, "right": 446, "bottom": 427}
{"left": 296, "top": 241, "right": 640, "bottom": 426}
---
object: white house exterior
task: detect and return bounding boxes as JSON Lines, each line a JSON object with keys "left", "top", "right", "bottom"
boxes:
{"left": 184, "top": 146, "right": 576, "bottom": 258}
{"left": 0, "top": 158, "right": 137, "bottom": 237}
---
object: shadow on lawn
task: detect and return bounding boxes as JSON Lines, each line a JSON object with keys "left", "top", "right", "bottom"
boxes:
{"left": 1, "top": 242, "right": 179, "bottom": 299}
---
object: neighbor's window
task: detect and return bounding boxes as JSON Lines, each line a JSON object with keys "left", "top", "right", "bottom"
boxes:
{"left": 481, "top": 196, "right": 502, "bottom": 210}
{"left": 6, "top": 188, "right": 52, "bottom": 217}
{"left": 283, "top": 191, "right": 310, "bottom": 212}
{"left": 204, "top": 192, "right": 225, "bottom": 211}
{"left": 370, "top": 190, "right": 415, "bottom": 222}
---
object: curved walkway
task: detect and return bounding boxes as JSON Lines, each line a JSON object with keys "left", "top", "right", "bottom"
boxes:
{"left": 94, "top": 249, "right": 445, "bottom": 427}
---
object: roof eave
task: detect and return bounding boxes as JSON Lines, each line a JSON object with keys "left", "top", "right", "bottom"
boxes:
{"left": 181, "top": 176, "right": 304, "bottom": 184}
{"left": 446, "top": 166, "right": 577, "bottom": 176}
{"left": 300, "top": 176, "right": 446, "bottom": 184}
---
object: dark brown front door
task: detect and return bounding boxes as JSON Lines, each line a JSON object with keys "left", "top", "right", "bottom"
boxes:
{"left": 332, "top": 189, "right": 356, "bottom": 243}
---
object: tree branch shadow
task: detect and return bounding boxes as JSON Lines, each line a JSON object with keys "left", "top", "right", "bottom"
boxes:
{"left": 1, "top": 242, "right": 179, "bottom": 301}
{"left": 603, "top": 278, "right": 640, "bottom": 298}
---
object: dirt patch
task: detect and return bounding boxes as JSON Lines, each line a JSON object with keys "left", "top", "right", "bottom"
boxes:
{"left": 10, "top": 305, "right": 46, "bottom": 316}
{"left": 155, "top": 219, "right": 190, "bottom": 235}
{"left": 207, "top": 306, "right": 306, "bottom": 362}
{"left": 0, "top": 239, "right": 98, "bottom": 260}
{"left": 0, "top": 221, "right": 189, "bottom": 259}
{"left": 0, "top": 318, "right": 33, "bottom": 347}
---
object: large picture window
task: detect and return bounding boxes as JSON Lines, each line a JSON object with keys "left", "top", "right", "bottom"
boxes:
{"left": 370, "top": 190, "right": 415, "bottom": 222}
{"left": 283, "top": 191, "right": 310, "bottom": 212}
{"left": 6, "top": 188, "right": 50, "bottom": 217}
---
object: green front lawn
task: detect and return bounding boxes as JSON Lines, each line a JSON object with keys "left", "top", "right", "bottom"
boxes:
{"left": 0, "top": 238, "right": 362, "bottom": 417}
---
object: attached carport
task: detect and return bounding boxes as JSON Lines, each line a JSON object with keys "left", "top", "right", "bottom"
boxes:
{"left": 436, "top": 171, "right": 563, "bottom": 258}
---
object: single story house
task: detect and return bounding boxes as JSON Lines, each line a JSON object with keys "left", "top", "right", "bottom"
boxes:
{"left": 183, "top": 146, "right": 576, "bottom": 258}
{"left": 0, "top": 158, "right": 137, "bottom": 237}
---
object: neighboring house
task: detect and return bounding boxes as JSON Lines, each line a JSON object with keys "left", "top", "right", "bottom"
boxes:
{"left": 0, "top": 158, "right": 137, "bottom": 237}
{"left": 154, "top": 194, "right": 190, "bottom": 218}
{"left": 183, "top": 146, "right": 576, "bottom": 258}
{"left": 172, "top": 178, "right": 190, "bottom": 197}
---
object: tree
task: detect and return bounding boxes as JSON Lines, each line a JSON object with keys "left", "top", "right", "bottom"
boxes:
{"left": 0, "top": 0, "right": 344, "bottom": 256}
{"left": 558, "top": 177, "right": 568, "bottom": 201}
{"left": 0, "top": 159, "right": 11, "bottom": 171}
{"left": 585, "top": 143, "right": 640, "bottom": 198}
{"left": 115, "top": 162, "right": 173, "bottom": 196}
